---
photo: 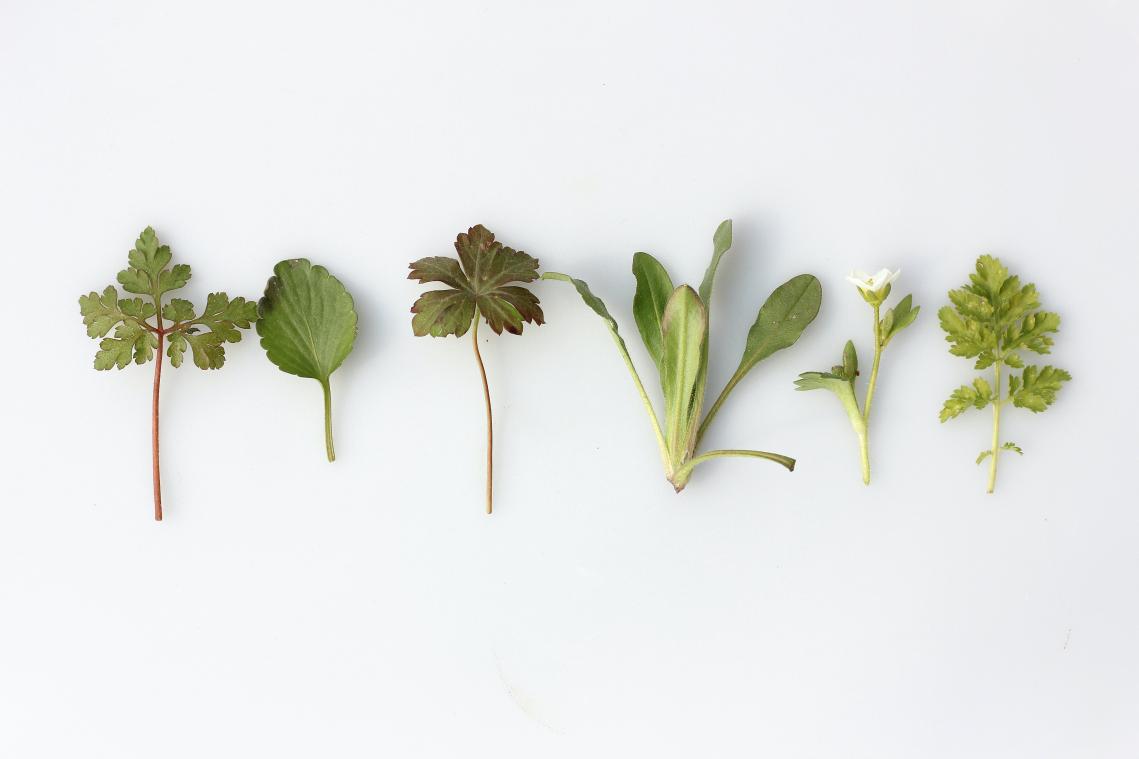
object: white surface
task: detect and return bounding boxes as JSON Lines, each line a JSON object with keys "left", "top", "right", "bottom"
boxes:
{"left": 2, "top": 1, "right": 1137, "bottom": 756}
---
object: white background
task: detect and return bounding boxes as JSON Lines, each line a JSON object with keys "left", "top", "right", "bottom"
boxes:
{"left": 1, "top": 1, "right": 1137, "bottom": 756}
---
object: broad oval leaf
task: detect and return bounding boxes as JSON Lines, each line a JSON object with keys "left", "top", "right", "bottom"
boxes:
{"left": 257, "top": 259, "right": 358, "bottom": 461}
{"left": 258, "top": 259, "right": 358, "bottom": 381}
{"left": 631, "top": 252, "right": 673, "bottom": 370}
{"left": 733, "top": 273, "right": 822, "bottom": 379}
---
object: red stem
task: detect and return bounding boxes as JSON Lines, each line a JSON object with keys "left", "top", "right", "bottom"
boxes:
{"left": 152, "top": 317, "right": 164, "bottom": 521}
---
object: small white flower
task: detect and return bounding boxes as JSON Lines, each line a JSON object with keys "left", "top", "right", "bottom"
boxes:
{"left": 845, "top": 268, "right": 901, "bottom": 295}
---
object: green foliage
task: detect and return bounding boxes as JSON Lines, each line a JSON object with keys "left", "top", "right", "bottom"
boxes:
{"left": 257, "top": 259, "right": 358, "bottom": 462}
{"left": 79, "top": 227, "right": 257, "bottom": 372}
{"left": 409, "top": 224, "right": 543, "bottom": 337}
{"left": 796, "top": 271, "right": 918, "bottom": 484}
{"left": 545, "top": 219, "right": 820, "bottom": 491}
{"left": 78, "top": 226, "right": 257, "bottom": 519}
{"left": 938, "top": 255, "right": 1070, "bottom": 491}
{"left": 409, "top": 225, "right": 544, "bottom": 514}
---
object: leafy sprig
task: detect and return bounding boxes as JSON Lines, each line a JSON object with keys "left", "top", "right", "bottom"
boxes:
{"left": 545, "top": 220, "right": 820, "bottom": 492}
{"left": 796, "top": 269, "right": 919, "bottom": 484}
{"left": 79, "top": 227, "right": 257, "bottom": 519}
{"left": 938, "top": 255, "right": 1070, "bottom": 492}
{"left": 409, "top": 225, "right": 544, "bottom": 514}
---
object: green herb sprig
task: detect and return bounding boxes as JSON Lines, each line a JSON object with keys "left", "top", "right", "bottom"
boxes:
{"left": 939, "top": 255, "right": 1070, "bottom": 492}
{"left": 545, "top": 220, "right": 821, "bottom": 491}
{"left": 796, "top": 269, "right": 919, "bottom": 484}
{"left": 79, "top": 227, "right": 257, "bottom": 519}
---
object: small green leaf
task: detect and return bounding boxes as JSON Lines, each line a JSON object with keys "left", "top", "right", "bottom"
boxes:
{"left": 182, "top": 330, "right": 227, "bottom": 370}
{"left": 730, "top": 273, "right": 823, "bottom": 385}
{"left": 842, "top": 340, "right": 858, "bottom": 380}
{"left": 167, "top": 331, "right": 187, "bottom": 368}
{"left": 1011, "top": 365, "right": 1070, "bottom": 412}
{"left": 631, "top": 252, "right": 674, "bottom": 371}
{"left": 940, "top": 384, "right": 984, "bottom": 421}
{"left": 258, "top": 259, "right": 358, "bottom": 461}
{"left": 116, "top": 227, "right": 192, "bottom": 297}
{"left": 882, "top": 294, "right": 919, "bottom": 344}
{"left": 976, "top": 450, "right": 992, "bottom": 464}
{"left": 162, "top": 298, "right": 196, "bottom": 323}
{"left": 1002, "top": 442, "right": 1024, "bottom": 455}
{"left": 195, "top": 292, "right": 258, "bottom": 343}
{"left": 972, "top": 376, "right": 993, "bottom": 403}
{"left": 697, "top": 219, "right": 733, "bottom": 310}
{"left": 795, "top": 369, "right": 863, "bottom": 436}
{"left": 94, "top": 321, "right": 157, "bottom": 370}
{"left": 79, "top": 286, "right": 125, "bottom": 338}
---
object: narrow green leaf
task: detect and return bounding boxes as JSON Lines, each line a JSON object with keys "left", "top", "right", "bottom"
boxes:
{"left": 732, "top": 274, "right": 822, "bottom": 381}
{"left": 660, "top": 286, "right": 708, "bottom": 467}
{"left": 842, "top": 340, "right": 858, "bottom": 379}
{"left": 542, "top": 271, "right": 668, "bottom": 465}
{"left": 697, "top": 219, "right": 733, "bottom": 309}
{"left": 631, "top": 252, "right": 674, "bottom": 371}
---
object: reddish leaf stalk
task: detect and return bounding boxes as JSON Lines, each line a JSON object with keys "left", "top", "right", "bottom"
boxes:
{"left": 152, "top": 314, "right": 164, "bottom": 521}
{"left": 471, "top": 317, "right": 493, "bottom": 515}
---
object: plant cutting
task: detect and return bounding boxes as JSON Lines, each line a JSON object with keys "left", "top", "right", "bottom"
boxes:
{"left": 257, "top": 259, "right": 358, "bottom": 462}
{"left": 939, "top": 254, "right": 1069, "bottom": 493}
{"left": 544, "top": 219, "right": 821, "bottom": 491}
{"left": 409, "top": 224, "right": 544, "bottom": 514}
{"left": 79, "top": 226, "right": 258, "bottom": 520}
{"left": 795, "top": 268, "right": 919, "bottom": 484}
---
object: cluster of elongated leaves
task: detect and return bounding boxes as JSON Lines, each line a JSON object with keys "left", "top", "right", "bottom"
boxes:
{"left": 409, "top": 224, "right": 544, "bottom": 336}
{"left": 79, "top": 227, "right": 257, "bottom": 370}
{"left": 939, "top": 255, "right": 1070, "bottom": 423}
{"left": 545, "top": 220, "right": 821, "bottom": 490}
{"left": 257, "top": 259, "right": 358, "bottom": 461}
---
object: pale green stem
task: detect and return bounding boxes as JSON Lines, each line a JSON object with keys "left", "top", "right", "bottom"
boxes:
{"left": 608, "top": 330, "right": 670, "bottom": 473}
{"left": 859, "top": 304, "right": 883, "bottom": 486}
{"left": 321, "top": 379, "right": 335, "bottom": 462}
{"left": 672, "top": 448, "right": 796, "bottom": 486}
{"left": 696, "top": 370, "right": 742, "bottom": 446}
{"left": 987, "top": 360, "right": 1001, "bottom": 494}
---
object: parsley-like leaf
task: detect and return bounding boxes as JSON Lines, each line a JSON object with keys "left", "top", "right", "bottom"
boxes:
{"left": 78, "top": 226, "right": 257, "bottom": 519}
{"left": 939, "top": 255, "right": 1070, "bottom": 492}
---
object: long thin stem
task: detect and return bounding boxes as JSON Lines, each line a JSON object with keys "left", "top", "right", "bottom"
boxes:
{"left": 859, "top": 304, "right": 883, "bottom": 486}
{"left": 696, "top": 370, "right": 742, "bottom": 446}
{"left": 152, "top": 311, "right": 164, "bottom": 521}
{"left": 471, "top": 316, "right": 493, "bottom": 515}
{"left": 987, "top": 360, "right": 1002, "bottom": 494}
{"left": 609, "top": 332, "right": 669, "bottom": 472}
{"left": 321, "top": 379, "right": 335, "bottom": 462}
